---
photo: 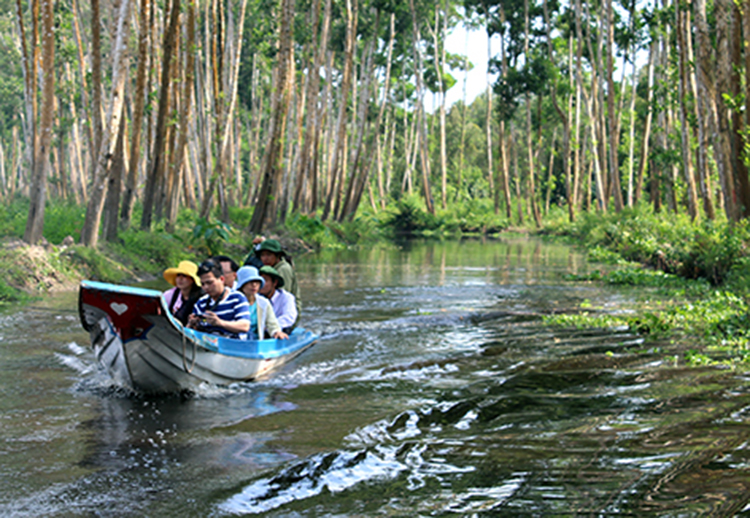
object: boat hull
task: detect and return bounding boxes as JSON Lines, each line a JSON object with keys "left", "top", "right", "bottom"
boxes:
{"left": 79, "top": 281, "right": 317, "bottom": 394}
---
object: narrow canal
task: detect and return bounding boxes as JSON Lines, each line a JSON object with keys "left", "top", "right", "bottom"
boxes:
{"left": 2, "top": 238, "right": 750, "bottom": 516}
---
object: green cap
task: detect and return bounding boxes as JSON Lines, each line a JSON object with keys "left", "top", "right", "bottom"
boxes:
{"left": 259, "top": 265, "right": 285, "bottom": 289}
{"left": 255, "top": 239, "right": 285, "bottom": 256}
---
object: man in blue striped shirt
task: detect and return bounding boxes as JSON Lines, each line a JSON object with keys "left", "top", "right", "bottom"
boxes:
{"left": 187, "top": 260, "right": 251, "bottom": 339}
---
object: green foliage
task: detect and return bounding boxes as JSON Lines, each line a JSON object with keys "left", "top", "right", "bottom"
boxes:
{"left": 112, "top": 228, "right": 189, "bottom": 272}
{"left": 43, "top": 200, "right": 86, "bottom": 244}
{"left": 192, "top": 217, "right": 232, "bottom": 256}
{"left": 0, "top": 197, "right": 85, "bottom": 244}
{"left": 547, "top": 206, "right": 750, "bottom": 287}
{"left": 286, "top": 213, "right": 339, "bottom": 248}
{"left": 64, "top": 245, "right": 130, "bottom": 284}
{"left": 0, "top": 196, "right": 28, "bottom": 238}
{"left": 379, "top": 195, "right": 508, "bottom": 237}
{"left": 382, "top": 195, "right": 435, "bottom": 236}
{"left": 442, "top": 198, "right": 509, "bottom": 234}
{"left": 227, "top": 206, "right": 255, "bottom": 230}
{"left": 604, "top": 268, "right": 689, "bottom": 288}
{"left": 328, "top": 215, "right": 382, "bottom": 246}
{"left": 587, "top": 246, "right": 629, "bottom": 265}
{"left": 0, "top": 280, "right": 28, "bottom": 305}
{"left": 545, "top": 312, "right": 628, "bottom": 330}
{"left": 679, "top": 219, "right": 750, "bottom": 285}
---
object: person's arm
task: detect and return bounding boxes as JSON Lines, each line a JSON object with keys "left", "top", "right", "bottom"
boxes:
{"left": 201, "top": 311, "right": 250, "bottom": 333}
{"left": 263, "top": 301, "right": 288, "bottom": 339}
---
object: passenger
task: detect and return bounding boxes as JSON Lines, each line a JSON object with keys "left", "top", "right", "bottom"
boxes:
{"left": 254, "top": 239, "right": 300, "bottom": 315}
{"left": 162, "top": 260, "right": 203, "bottom": 325}
{"left": 259, "top": 265, "right": 298, "bottom": 334}
{"left": 236, "top": 266, "right": 288, "bottom": 340}
{"left": 211, "top": 255, "right": 239, "bottom": 289}
{"left": 242, "top": 236, "right": 266, "bottom": 270}
{"left": 187, "top": 260, "right": 250, "bottom": 339}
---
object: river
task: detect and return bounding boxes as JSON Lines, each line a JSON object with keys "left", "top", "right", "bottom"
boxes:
{"left": 2, "top": 237, "right": 750, "bottom": 516}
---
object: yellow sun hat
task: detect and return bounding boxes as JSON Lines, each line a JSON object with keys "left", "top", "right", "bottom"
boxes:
{"left": 163, "top": 260, "right": 201, "bottom": 287}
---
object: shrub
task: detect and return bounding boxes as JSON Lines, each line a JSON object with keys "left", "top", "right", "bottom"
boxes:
{"left": 383, "top": 195, "right": 431, "bottom": 236}
{"left": 191, "top": 217, "right": 232, "bottom": 256}
{"left": 228, "top": 206, "right": 254, "bottom": 229}
{"left": 286, "top": 213, "right": 334, "bottom": 248}
{"left": 547, "top": 205, "right": 750, "bottom": 287}
{"left": 110, "top": 228, "right": 190, "bottom": 272}
{"left": 43, "top": 200, "right": 86, "bottom": 244}
{"left": 64, "top": 245, "right": 131, "bottom": 283}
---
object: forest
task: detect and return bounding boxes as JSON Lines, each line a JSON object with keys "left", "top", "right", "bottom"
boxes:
{"left": 3, "top": 0, "right": 750, "bottom": 249}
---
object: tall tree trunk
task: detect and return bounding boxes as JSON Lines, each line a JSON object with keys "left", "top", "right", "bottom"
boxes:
{"left": 605, "top": 0, "right": 623, "bottom": 211}
{"left": 676, "top": 1, "right": 699, "bottom": 219}
{"left": 524, "top": 0, "right": 541, "bottom": 226}
{"left": 345, "top": 10, "right": 395, "bottom": 220}
{"left": 140, "top": 0, "right": 180, "bottom": 231}
{"left": 339, "top": 13, "right": 379, "bottom": 221}
{"left": 634, "top": 38, "right": 655, "bottom": 205}
{"left": 498, "top": 6, "right": 512, "bottom": 218}
{"left": 249, "top": 0, "right": 296, "bottom": 232}
{"left": 484, "top": 6, "right": 495, "bottom": 213}
{"left": 730, "top": 2, "right": 750, "bottom": 218}
{"left": 408, "top": 0, "right": 435, "bottom": 214}
{"left": 90, "top": 0, "right": 103, "bottom": 177}
{"left": 14, "top": 0, "right": 34, "bottom": 215}
{"left": 510, "top": 125, "right": 523, "bottom": 224}
{"left": 200, "top": 0, "right": 249, "bottom": 222}
{"left": 292, "top": 0, "right": 325, "bottom": 214}
{"left": 457, "top": 49, "right": 468, "bottom": 203}
{"left": 165, "top": 0, "right": 197, "bottom": 231}
{"left": 543, "top": 0, "right": 571, "bottom": 221}
{"left": 684, "top": 0, "right": 715, "bottom": 219}
{"left": 321, "top": 0, "right": 357, "bottom": 220}
{"left": 24, "top": 0, "right": 55, "bottom": 245}
{"left": 120, "top": 0, "right": 151, "bottom": 230}
{"left": 81, "top": 0, "right": 132, "bottom": 247}
{"left": 102, "top": 115, "right": 127, "bottom": 242}
{"left": 434, "top": 2, "right": 448, "bottom": 209}
{"left": 714, "top": 0, "right": 740, "bottom": 220}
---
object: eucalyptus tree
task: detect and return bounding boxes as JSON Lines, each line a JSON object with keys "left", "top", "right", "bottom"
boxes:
{"left": 16, "top": 0, "right": 55, "bottom": 245}
{"left": 81, "top": 0, "right": 132, "bottom": 247}
{"left": 249, "top": 0, "right": 296, "bottom": 232}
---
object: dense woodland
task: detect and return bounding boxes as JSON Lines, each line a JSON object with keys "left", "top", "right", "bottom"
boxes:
{"left": 5, "top": 0, "right": 750, "bottom": 247}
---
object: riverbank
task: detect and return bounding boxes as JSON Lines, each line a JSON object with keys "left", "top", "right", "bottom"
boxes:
{"left": 540, "top": 207, "right": 750, "bottom": 368}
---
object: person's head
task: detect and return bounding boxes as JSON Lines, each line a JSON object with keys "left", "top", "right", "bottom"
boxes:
{"left": 255, "top": 239, "right": 285, "bottom": 267}
{"left": 236, "top": 266, "right": 265, "bottom": 299}
{"left": 197, "top": 260, "right": 225, "bottom": 298}
{"left": 163, "top": 261, "right": 201, "bottom": 291}
{"left": 212, "top": 255, "right": 239, "bottom": 287}
{"left": 259, "top": 265, "right": 284, "bottom": 297}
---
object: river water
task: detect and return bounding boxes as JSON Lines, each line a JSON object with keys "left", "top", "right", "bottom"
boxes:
{"left": 3, "top": 238, "right": 750, "bottom": 516}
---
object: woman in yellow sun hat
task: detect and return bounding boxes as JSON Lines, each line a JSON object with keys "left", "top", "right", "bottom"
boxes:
{"left": 162, "top": 260, "right": 204, "bottom": 325}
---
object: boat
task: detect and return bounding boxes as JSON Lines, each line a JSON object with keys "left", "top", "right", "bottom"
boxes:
{"left": 78, "top": 280, "right": 318, "bottom": 394}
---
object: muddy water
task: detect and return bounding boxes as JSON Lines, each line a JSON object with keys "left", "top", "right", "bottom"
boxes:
{"left": 2, "top": 238, "right": 750, "bottom": 516}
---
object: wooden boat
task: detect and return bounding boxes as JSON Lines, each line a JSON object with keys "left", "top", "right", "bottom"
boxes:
{"left": 78, "top": 280, "right": 318, "bottom": 394}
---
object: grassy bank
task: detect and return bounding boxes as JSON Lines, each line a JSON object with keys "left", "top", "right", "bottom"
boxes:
{"left": 541, "top": 206, "right": 750, "bottom": 368}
